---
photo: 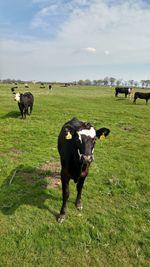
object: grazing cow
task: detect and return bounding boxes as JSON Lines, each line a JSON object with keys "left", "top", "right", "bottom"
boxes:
{"left": 40, "top": 83, "right": 45, "bottom": 88}
{"left": 25, "top": 83, "right": 29, "bottom": 88}
{"left": 11, "top": 89, "right": 34, "bottom": 118}
{"left": 57, "top": 117, "right": 110, "bottom": 222}
{"left": 11, "top": 86, "right": 18, "bottom": 91}
{"left": 115, "top": 87, "right": 131, "bottom": 98}
{"left": 49, "top": 84, "right": 52, "bottom": 91}
{"left": 133, "top": 92, "right": 150, "bottom": 104}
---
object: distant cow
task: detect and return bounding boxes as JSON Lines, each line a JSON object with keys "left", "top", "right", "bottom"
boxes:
{"left": 40, "top": 83, "right": 45, "bottom": 88}
{"left": 115, "top": 87, "right": 131, "bottom": 98}
{"left": 49, "top": 84, "right": 52, "bottom": 90}
{"left": 11, "top": 89, "right": 34, "bottom": 118}
{"left": 57, "top": 117, "right": 110, "bottom": 222}
{"left": 25, "top": 83, "right": 29, "bottom": 88}
{"left": 133, "top": 92, "right": 150, "bottom": 104}
{"left": 11, "top": 86, "right": 18, "bottom": 91}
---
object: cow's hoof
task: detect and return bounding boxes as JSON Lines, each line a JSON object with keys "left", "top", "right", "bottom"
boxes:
{"left": 57, "top": 214, "right": 65, "bottom": 223}
{"left": 76, "top": 203, "right": 83, "bottom": 211}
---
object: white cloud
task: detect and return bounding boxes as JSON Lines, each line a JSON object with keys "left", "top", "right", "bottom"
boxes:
{"left": 82, "top": 47, "right": 96, "bottom": 53}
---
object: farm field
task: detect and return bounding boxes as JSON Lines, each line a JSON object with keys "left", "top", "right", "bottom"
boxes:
{"left": 0, "top": 83, "right": 150, "bottom": 267}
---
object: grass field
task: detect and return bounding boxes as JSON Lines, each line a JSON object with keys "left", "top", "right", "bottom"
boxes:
{"left": 0, "top": 83, "right": 150, "bottom": 267}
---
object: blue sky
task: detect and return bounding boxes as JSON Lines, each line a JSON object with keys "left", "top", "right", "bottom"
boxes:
{"left": 0, "top": 0, "right": 150, "bottom": 82}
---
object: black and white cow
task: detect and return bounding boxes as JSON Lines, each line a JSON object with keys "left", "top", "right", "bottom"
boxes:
{"left": 57, "top": 117, "right": 110, "bottom": 222}
{"left": 133, "top": 92, "right": 150, "bottom": 105}
{"left": 11, "top": 89, "right": 34, "bottom": 119}
{"left": 115, "top": 87, "right": 131, "bottom": 98}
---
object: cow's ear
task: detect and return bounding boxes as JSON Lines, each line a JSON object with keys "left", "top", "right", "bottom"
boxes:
{"left": 96, "top": 128, "right": 110, "bottom": 139}
{"left": 65, "top": 131, "right": 72, "bottom": 140}
{"left": 64, "top": 126, "right": 74, "bottom": 140}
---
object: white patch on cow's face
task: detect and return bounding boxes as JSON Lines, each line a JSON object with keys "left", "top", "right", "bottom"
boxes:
{"left": 128, "top": 88, "right": 131, "bottom": 93}
{"left": 77, "top": 127, "right": 96, "bottom": 140}
{"left": 15, "top": 93, "right": 20, "bottom": 102}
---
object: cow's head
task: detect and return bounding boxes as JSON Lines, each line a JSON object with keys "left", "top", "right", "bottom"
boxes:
{"left": 65, "top": 123, "right": 110, "bottom": 177}
{"left": 76, "top": 126, "right": 96, "bottom": 177}
{"left": 14, "top": 92, "right": 21, "bottom": 102}
{"left": 11, "top": 88, "right": 21, "bottom": 103}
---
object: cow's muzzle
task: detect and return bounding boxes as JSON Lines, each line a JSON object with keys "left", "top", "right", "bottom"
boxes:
{"left": 80, "top": 155, "right": 93, "bottom": 178}
{"left": 78, "top": 149, "right": 94, "bottom": 163}
{"left": 81, "top": 154, "right": 94, "bottom": 163}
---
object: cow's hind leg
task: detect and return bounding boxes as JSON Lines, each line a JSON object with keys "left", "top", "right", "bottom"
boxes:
{"left": 133, "top": 97, "right": 137, "bottom": 104}
{"left": 58, "top": 173, "right": 70, "bottom": 223}
{"left": 75, "top": 177, "right": 85, "bottom": 210}
{"left": 30, "top": 104, "right": 33, "bottom": 114}
{"left": 20, "top": 109, "right": 24, "bottom": 119}
{"left": 24, "top": 108, "right": 28, "bottom": 119}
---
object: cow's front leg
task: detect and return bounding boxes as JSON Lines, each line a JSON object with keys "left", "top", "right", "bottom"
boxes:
{"left": 75, "top": 177, "right": 85, "bottom": 210}
{"left": 58, "top": 175, "right": 69, "bottom": 223}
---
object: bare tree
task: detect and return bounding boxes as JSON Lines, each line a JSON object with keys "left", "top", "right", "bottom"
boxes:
{"left": 128, "top": 80, "right": 134, "bottom": 87}
{"left": 110, "top": 77, "right": 116, "bottom": 87}
{"left": 103, "top": 77, "right": 109, "bottom": 86}
{"left": 84, "top": 79, "right": 92, "bottom": 86}
{"left": 116, "top": 79, "right": 122, "bottom": 87}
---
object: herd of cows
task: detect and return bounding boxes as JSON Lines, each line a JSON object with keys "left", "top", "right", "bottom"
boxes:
{"left": 115, "top": 87, "right": 150, "bottom": 104}
{"left": 11, "top": 86, "right": 150, "bottom": 120}
{"left": 10, "top": 85, "right": 149, "bottom": 222}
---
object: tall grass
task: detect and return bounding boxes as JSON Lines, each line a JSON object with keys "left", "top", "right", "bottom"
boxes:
{"left": 0, "top": 84, "right": 150, "bottom": 267}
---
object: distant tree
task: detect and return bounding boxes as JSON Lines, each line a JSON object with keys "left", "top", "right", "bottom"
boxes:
{"left": 103, "top": 77, "right": 109, "bottom": 86}
{"left": 145, "top": 80, "right": 150, "bottom": 88}
{"left": 140, "top": 80, "right": 150, "bottom": 88}
{"left": 128, "top": 80, "right": 134, "bottom": 87}
{"left": 141, "top": 80, "right": 145, "bottom": 88}
{"left": 78, "top": 80, "right": 85, "bottom": 86}
{"left": 134, "top": 81, "right": 139, "bottom": 87}
{"left": 116, "top": 79, "right": 122, "bottom": 87}
{"left": 109, "top": 77, "right": 116, "bottom": 87}
{"left": 84, "top": 79, "right": 92, "bottom": 86}
{"left": 97, "top": 80, "right": 104, "bottom": 86}
{"left": 93, "top": 80, "right": 98, "bottom": 86}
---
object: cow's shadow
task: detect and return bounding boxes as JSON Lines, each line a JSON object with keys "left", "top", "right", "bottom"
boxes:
{"left": 0, "top": 164, "right": 61, "bottom": 219}
{"left": 1, "top": 111, "right": 20, "bottom": 119}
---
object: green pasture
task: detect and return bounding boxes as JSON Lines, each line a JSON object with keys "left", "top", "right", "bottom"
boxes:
{"left": 0, "top": 83, "right": 150, "bottom": 267}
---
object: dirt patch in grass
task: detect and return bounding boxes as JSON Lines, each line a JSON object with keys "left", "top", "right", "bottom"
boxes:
{"left": 41, "top": 161, "right": 60, "bottom": 173}
{"left": 10, "top": 148, "right": 25, "bottom": 156}
{"left": 10, "top": 161, "right": 61, "bottom": 189}
{"left": 40, "top": 161, "right": 61, "bottom": 189}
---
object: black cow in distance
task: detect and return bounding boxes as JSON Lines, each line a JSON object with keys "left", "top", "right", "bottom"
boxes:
{"left": 133, "top": 92, "right": 150, "bottom": 104}
{"left": 11, "top": 88, "right": 34, "bottom": 119}
{"left": 115, "top": 87, "right": 131, "bottom": 98}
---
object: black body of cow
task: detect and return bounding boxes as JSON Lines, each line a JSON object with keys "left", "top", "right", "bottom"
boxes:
{"left": 115, "top": 87, "right": 131, "bottom": 98}
{"left": 57, "top": 117, "right": 110, "bottom": 222}
{"left": 49, "top": 84, "right": 52, "bottom": 90}
{"left": 18, "top": 92, "right": 34, "bottom": 118}
{"left": 11, "top": 86, "right": 18, "bottom": 91}
{"left": 133, "top": 92, "right": 150, "bottom": 104}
